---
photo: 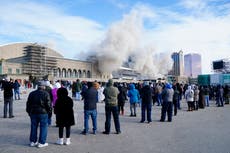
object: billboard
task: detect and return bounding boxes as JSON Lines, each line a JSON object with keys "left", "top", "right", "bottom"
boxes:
{"left": 213, "top": 60, "right": 224, "bottom": 70}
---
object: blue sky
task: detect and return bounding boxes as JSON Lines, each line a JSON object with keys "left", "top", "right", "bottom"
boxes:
{"left": 0, "top": 0, "right": 230, "bottom": 75}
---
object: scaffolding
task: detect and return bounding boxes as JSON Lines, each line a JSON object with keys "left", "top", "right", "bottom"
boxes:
{"left": 22, "top": 43, "right": 57, "bottom": 80}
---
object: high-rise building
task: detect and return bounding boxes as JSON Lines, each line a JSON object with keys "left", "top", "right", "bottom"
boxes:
{"left": 184, "top": 53, "right": 202, "bottom": 78}
{"left": 170, "top": 50, "right": 184, "bottom": 76}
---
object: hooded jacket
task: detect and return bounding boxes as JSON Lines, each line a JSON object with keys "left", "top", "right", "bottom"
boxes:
{"left": 103, "top": 79, "right": 119, "bottom": 107}
{"left": 185, "top": 86, "right": 194, "bottom": 102}
{"left": 162, "top": 83, "right": 174, "bottom": 102}
{"left": 128, "top": 84, "right": 140, "bottom": 104}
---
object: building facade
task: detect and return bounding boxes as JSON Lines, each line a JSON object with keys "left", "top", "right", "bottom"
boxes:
{"left": 170, "top": 50, "right": 184, "bottom": 76}
{"left": 184, "top": 53, "right": 202, "bottom": 78}
{"left": 0, "top": 43, "right": 109, "bottom": 83}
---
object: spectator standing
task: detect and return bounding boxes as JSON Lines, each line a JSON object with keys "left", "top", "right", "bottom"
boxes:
{"left": 160, "top": 83, "right": 174, "bottom": 122}
{"left": 54, "top": 87, "right": 75, "bottom": 145}
{"left": 194, "top": 86, "right": 200, "bottom": 110}
{"left": 185, "top": 86, "right": 194, "bottom": 111}
{"left": 51, "top": 82, "right": 61, "bottom": 126}
{"left": 216, "top": 85, "right": 224, "bottom": 107}
{"left": 172, "top": 85, "right": 180, "bottom": 116}
{"left": 98, "top": 82, "right": 105, "bottom": 103}
{"left": 2, "top": 78, "right": 14, "bottom": 118}
{"left": 81, "top": 82, "right": 98, "bottom": 135}
{"left": 117, "top": 84, "right": 127, "bottom": 115}
{"left": 75, "top": 79, "right": 82, "bottom": 101}
{"left": 13, "top": 79, "right": 21, "bottom": 100}
{"left": 204, "top": 86, "right": 210, "bottom": 107}
{"left": 127, "top": 83, "right": 140, "bottom": 117}
{"left": 71, "top": 81, "right": 77, "bottom": 100}
{"left": 26, "top": 81, "right": 52, "bottom": 148}
{"left": 44, "top": 81, "right": 53, "bottom": 126}
{"left": 140, "top": 81, "right": 153, "bottom": 123}
{"left": 103, "top": 79, "right": 121, "bottom": 135}
{"left": 155, "top": 83, "right": 163, "bottom": 106}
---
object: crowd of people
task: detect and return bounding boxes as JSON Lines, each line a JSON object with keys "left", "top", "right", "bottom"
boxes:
{"left": 1, "top": 77, "right": 230, "bottom": 148}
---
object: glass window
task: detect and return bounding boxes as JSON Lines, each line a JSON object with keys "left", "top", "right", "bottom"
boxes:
{"left": 8, "top": 68, "right": 12, "bottom": 74}
{"left": 16, "top": 69, "right": 20, "bottom": 74}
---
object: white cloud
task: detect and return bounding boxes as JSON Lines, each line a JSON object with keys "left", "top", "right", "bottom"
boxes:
{"left": 0, "top": 0, "right": 229, "bottom": 75}
{"left": 0, "top": 1, "right": 105, "bottom": 58}
{"left": 144, "top": 1, "right": 230, "bottom": 74}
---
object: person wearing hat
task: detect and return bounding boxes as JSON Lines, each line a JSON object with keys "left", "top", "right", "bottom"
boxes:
{"left": 2, "top": 78, "right": 14, "bottom": 118}
{"left": 26, "top": 81, "right": 52, "bottom": 148}
{"left": 102, "top": 79, "right": 121, "bottom": 134}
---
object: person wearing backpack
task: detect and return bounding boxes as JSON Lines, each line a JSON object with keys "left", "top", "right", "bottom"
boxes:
{"left": 185, "top": 86, "right": 194, "bottom": 111}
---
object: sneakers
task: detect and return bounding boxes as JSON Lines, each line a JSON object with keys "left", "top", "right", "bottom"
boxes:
{"left": 56, "top": 138, "right": 71, "bottom": 145}
{"left": 65, "top": 138, "right": 71, "bottom": 145}
{"left": 37, "top": 143, "right": 48, "bottom": 148}
{"left": 30, "top": 142, "right": 38, "bottom": 147}
{"left": 56, "top": 138, "right": 64, "bottom": 145}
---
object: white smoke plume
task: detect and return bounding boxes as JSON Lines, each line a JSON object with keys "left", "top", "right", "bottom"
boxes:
{"left": 88, "top": 5, "right": 173, "bottom": 77}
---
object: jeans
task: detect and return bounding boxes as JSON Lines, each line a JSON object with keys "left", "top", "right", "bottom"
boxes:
{"left": 141, "top": 103, "right": 152, "bottom": 122}
{"left": 204, "top": 95, "right": 209, "bottom": 106}
{"left": 76, "top": 92, "right": 81, "bottom": 100}
{"left": 30, "top": 114, "right": 48, "bottom": 144}
{"left": 14, "top": 89, "right": 20, "bottom": 100}
{"left": 157, "top": 94, "right": 162, "bottom": 106}
{"left": 130, "top": 103, "right": 137, "bottom": 116}
{"left": 4, "top": 97, "right": 13, "bottom": 117}
{"left": 177, "top": 95, "right": 181, "bottom": 109}
{"left": 105, "top": 106, "right": 120, "bottom": 133}
{"left": 84, "top": 109, "right": 97, "bottom": 133}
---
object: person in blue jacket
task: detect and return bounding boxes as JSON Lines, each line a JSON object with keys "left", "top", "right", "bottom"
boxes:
{"left": 127, "top": 83, "right": 140, "bottom": 117}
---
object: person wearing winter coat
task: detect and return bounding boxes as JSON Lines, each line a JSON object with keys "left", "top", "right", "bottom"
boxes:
{"left": 97, "top": 82, "right": 105, "bottom": 103}
{"left": 103, "top": 79, "right": 121, "bottom": 135}
{"left": 193, "top": 86, "right": 200, "bottom": 110}
{"left": 216, "top": 85, "right": 224, "bottom": 107}
{"left": 81, "top": 82, "right": 98, "bottom": 135}
{"left": 172, "top": 85, "right": 180, "bottom": 116}
{"left": 26, "top": 81, "right": 52, "bottom": 148}
{"left": 118, "top": 84, "right": 127, "bottom": 115}
{"left": 140, "top": 81, "right": 153, "bottom": 123}
{"left": 185, "top": 86, "right": 194, "bottom": 111}
{"left": 160, "top": 83, "right": 174, "bottom": 122}
{"left": 54, "top": 87, "right": 75, "bottom": 145}
{"left": 127, "top": 84, "right": 140, "bottom": 117}
{"left": 51, "top": 82, "right": 61, "bottom": 126}
{"left": 13, "top": 79, "right": 21, "bottom": 100}
{"left": 2, "top": 78, "right": 14, "bottom": 118}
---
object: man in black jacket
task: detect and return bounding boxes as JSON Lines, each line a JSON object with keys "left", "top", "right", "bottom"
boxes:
{"left": 26, "top": 81, "right": 52, "bottom": 148}
{"left": 2, "top": 78, "right": 14, "bottom": 118}
{"left": 140, "top": 81, "right": 153, "bottom": 123}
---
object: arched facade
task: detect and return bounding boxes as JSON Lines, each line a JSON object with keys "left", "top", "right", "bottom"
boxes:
{"left": 52, "top": 67, "right": 92, "bottom": 79}
{"left": 0, "top": 42, "right": 111, "bottom": 82}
